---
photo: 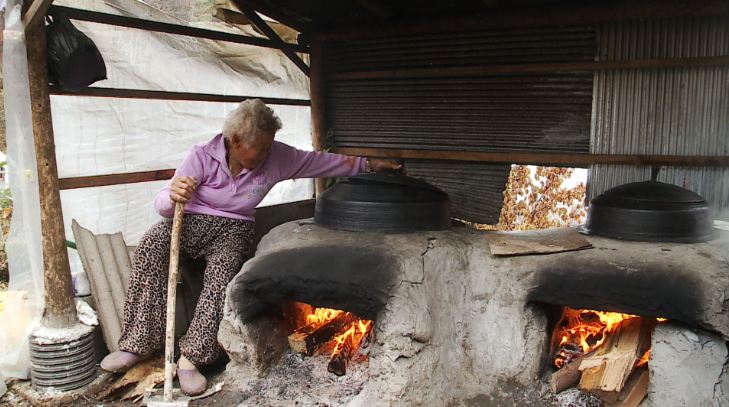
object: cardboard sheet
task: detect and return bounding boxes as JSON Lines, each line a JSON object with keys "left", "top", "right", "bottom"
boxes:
{"left": 485, "top": 227, "right": 593, "bottom": 257}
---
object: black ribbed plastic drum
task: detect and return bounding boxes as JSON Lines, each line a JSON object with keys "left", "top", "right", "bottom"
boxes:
{"left": 583, "top": 181, "right": 714, "bottom": 242}
{"left": 315, "top": 173, "right": 451, "bottom": 232}
{"left": 30, "top": 327, "right": 97, "bottom": 392}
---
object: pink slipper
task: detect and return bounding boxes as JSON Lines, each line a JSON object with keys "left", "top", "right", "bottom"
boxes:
{"left": 100, "top": 351, "right": 146, "bottom": 373}
{"left": 177, "top": 367, "right": 208, "bottom": 396}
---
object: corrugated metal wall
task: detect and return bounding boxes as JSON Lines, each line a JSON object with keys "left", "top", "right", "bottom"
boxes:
{"left": 325, "top": 25, "right": 595, "bottom": 223}
{"left": 589, "top": 17, "right": 729, "bottom": 219}
{"left": 404, "top": 160, "right": 510, "bottom": 224}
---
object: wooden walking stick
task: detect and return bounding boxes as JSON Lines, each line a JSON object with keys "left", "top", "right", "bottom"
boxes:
{"left": 164, "top": 202, "right": 185, "bottom": 402}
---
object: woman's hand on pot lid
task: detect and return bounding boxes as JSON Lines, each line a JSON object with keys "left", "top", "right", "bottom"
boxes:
{"left": 170, "top": 176, "right": 198, "bottom": 203}
{"left": 368, "top": 158, "right": 404, "bottom": 173}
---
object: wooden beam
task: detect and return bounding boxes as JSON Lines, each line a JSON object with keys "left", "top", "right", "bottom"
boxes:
{"left": 59, "top": 169, "right": 176, "bottom": 190}
{"left": 329, "top": 56, "right": 729, "bottom": 80}
{"left": 316, "top": 0, "right": 729, "bottom": 42}
{"left": 334, "top": 147, "right": 729, "bottom": 168}
{"left": 48, "top": 5, "right": 309, "bottom": 53}
{"left": 229, "top": 0, "right": 311, "bottom": 33}
{"left": 309, "top": 40, "right": 327, "bottom": 194}
{"left": 214, "top": 7, "right": 252, "bottom": 26}
{"left": 49, "top": 86, "right": 311, "bottom": 106}
{"left": 26, "top": 22, "right": 77, "bottom": 328}
{"left": 22, "top": 0, "right": 53, "bottom": 29}
{"left": 234, "top": 2, "right": 310, "bottom": 76}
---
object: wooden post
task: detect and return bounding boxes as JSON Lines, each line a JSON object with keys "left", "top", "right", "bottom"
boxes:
{"left": 25, "top": 19, "right": 77, "bottom": 328}
{"left": 309, "top": 39, "right": 328, "bottom": 194}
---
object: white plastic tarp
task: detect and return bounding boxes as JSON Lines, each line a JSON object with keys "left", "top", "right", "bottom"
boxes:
{"left": 1, "top": 0, "right": 311, "bottom": 378}
{"left": 0, "top": 0, "right": 45, "bottom": 379}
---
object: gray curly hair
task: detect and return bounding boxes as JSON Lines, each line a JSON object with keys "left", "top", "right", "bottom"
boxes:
{"left": 222, "top": 99, "right": 282, "bottom": 145}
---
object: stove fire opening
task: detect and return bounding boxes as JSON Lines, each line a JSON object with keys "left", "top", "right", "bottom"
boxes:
{"left": 548, "top": 306, "right": 668, "bottom": 403}
{"left": 283, "top": 301, "right": 374, "bottom": 376}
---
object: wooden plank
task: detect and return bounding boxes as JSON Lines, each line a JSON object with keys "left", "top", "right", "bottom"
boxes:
{"left": 48, "top": 5, "right": 309, "bottom": 53}
{"left": 329, "top": 56, "right": 729, "bottom": 80}
{"left": 26, "top": 22, "right": 77, "bottom": 328}
{"left": 334, "top": 147, "right": 729, "bottom": 168}
{"left": 607, "top": 367, "right": 650, "bottom": 407}
{"left": 550, "top": 355, "right": 584, "bottom": 394}
{"left": 309, "top": 39, "right": 328, "bottom": 194}
{"left": 316, "top": 0, "right": 729, "bottom": 42}
{"left": 235, "top": 2, "right": 310, "bottom": 76}
{"left": 22, "top": 0, "right": 54, "bottom": 29}
{"left": 49, "top": 86, "right": 311, "bottom": 106}
{"left": 59, "top": 169, "right": 176, "bottom": 190}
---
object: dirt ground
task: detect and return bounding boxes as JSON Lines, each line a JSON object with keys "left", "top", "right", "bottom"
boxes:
{"left": 0, "top": 356, "right": 242, "bottom": 406}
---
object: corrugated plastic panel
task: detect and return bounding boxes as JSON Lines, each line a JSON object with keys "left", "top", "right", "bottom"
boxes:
{"left": 589, "top": 17, "right": 729, "bottom": 219}
{"left": 404, "top": 160, "right": 511, "bottom": 224}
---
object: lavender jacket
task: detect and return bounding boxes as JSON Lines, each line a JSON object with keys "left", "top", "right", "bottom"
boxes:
{"left": 154, "top": 134, "right": 365, "bottom": 221}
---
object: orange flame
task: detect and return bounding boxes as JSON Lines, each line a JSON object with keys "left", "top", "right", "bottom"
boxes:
{"left": 637, "top": 349, "right": 651, "bottom": 367}
{"left": 553, "top": 308, "right": 668, "bottom": 369}
{"left": 289, "top": 302, "right": 373, "bottom": 364}
{"left": 306, "top": 307, "right": 344, "bottom": 326}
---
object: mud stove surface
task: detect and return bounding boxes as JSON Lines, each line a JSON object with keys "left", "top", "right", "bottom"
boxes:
{"left": 217, "top": 220, "right": 729, "bottom": 406}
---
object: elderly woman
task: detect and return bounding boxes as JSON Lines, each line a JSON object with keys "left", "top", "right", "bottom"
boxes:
{"left": 99, "top": 99, "right": 400, "bottom": 395}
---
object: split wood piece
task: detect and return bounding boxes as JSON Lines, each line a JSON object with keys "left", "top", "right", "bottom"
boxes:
{"left": 288, "top": 313, "right": 356, "bottom": 355}
{"left": 550, "top": 355, "right": 585, "bottom": 393}
{"left": 606, "top": 367, "right": 649, "bottom": 407}
{"left": 327, "top": 332, "right": 357, "bottom": 376}
{"left": 578, "top": 318, "right": 653, "bottom": 403}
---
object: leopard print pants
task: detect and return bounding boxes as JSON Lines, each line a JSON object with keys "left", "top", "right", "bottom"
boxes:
{"left": 118, "top": 214, "right": 254, "bottom": 366}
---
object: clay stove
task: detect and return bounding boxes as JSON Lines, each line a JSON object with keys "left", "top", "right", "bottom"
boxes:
{"left": 217, "top": 220, "right": 729, "bottom": 406}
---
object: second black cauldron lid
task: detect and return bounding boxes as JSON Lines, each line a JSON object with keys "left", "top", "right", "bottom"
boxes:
{"left": 583, "top": 181, "right": 714, "bottom": 242}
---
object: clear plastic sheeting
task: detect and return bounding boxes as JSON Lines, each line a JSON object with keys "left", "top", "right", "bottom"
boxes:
{"left": 0, "top": 0, "right": 45, "bottom": 379}
{"left": 51, "top": 0, "right": 312, "bottom": 246}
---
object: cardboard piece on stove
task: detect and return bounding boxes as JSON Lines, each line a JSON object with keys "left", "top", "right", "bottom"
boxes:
{"left": 485, "top": 227, "right": 593, "bottom": 257}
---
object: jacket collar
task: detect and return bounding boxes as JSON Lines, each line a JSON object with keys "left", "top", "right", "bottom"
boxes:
{"left": 202, "top": 133, "right": 228, "bottom": 165}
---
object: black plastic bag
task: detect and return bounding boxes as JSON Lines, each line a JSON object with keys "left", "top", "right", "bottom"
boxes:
{"left": 46, "top": 12, "right": 107, "bottom": 90}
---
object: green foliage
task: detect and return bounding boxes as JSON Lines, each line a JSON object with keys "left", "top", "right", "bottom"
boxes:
{"left": 0, "top": 188, "right": 11, "bottom": 210}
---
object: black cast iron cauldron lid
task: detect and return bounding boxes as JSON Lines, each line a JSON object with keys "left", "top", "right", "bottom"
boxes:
{"left": 583, "top": 181, "right": 714, "bottom": 242}
{"left": 314, "top": 173, "right": 451, "bottom": 232}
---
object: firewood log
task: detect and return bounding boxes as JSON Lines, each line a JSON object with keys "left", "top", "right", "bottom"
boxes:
{"left": 288, "top": 313, "right": 355, "bottom": 355}
{"left": 607, "top": 367, "right": 649, "bottom": 407}
{"left": 578, "top": 318, "right": 653, "bottom": 402}
{"left": 551, "top": 355, "right": 585, "bottom": 393}
{"left": 327, "top": 333, "right": 356, "bottom": 376}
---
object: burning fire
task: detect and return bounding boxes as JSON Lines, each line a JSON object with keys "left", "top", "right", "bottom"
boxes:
{"left": 553, "top": 308, "right": 665, "bottom": 369}
{"left": 287, "top": 302, "right": 373, "bottom": 375}
{"left": 637, "top": 349, "right": 651, "bottom": 367}
{"left": 331, "top": 319, "right": 373, "bottom": 358}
